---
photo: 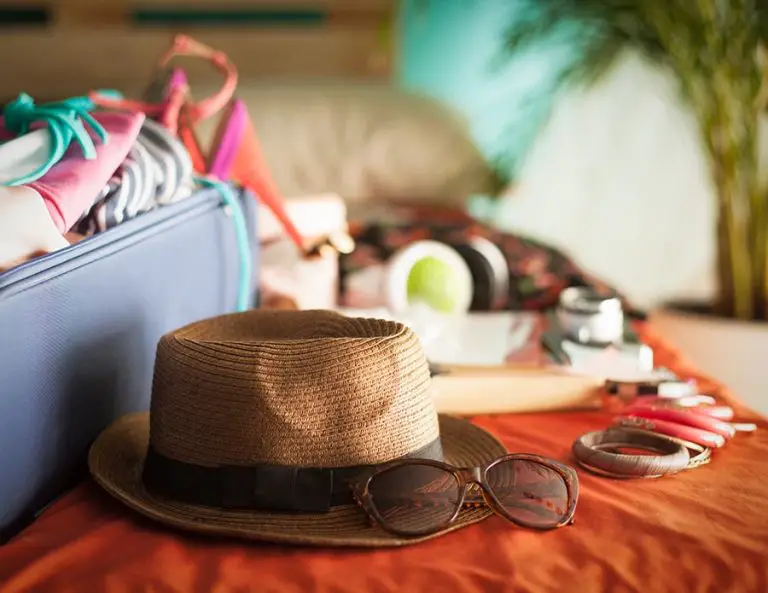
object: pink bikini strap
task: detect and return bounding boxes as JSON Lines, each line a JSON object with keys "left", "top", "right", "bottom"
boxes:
{"left": 89, "top": 34, "right": 237, "bottom": 130}
{"left": 157, "top": 35, "right": 238, "bottom": 123}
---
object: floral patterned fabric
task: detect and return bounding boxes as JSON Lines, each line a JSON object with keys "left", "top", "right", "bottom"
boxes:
{"left": 340, "top": 208, "right": 625, "bottom": 313}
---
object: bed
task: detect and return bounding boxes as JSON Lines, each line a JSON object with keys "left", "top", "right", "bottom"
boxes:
{"left": 0, "top": 325, "right": 766, "bottom": 593}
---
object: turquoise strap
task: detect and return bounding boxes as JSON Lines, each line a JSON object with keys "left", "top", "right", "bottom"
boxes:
{"left": 1, "top": 93, "right": 108, "bottom": 186}
{"left": 195, "top": 177, "right": 253, "bottom": 312}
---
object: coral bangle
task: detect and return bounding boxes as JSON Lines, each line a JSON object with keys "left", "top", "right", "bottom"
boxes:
{"left": 615, "top": 416, "right": 726, "bottom": 449}
{"left": 622, "top": 404, "right": 736, "bottom": 439}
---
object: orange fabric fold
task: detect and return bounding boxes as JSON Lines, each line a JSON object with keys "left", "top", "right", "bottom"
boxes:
{"left": 1, "top": 325, "right": 767, "bottom": 593}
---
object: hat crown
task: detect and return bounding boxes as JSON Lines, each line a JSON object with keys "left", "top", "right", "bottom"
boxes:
{"left": 148, "top": 310, "right": 438, "bottom": 468}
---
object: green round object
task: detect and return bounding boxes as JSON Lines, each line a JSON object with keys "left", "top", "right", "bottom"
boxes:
{"left": 406, "top": 256, "right": 462, "bottom": 313}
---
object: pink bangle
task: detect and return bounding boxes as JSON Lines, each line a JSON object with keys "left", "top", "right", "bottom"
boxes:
{"left": 692, "top": 405, "right": 735, "bottom": 421}
{"left": 615, "top": 416, "right": 726, "bottom": 449}
{"left": 623, "top": 405, "right": 736, "bottom": 439}
{"left": 628, "top": 398, "right": 735, "bottom": 420}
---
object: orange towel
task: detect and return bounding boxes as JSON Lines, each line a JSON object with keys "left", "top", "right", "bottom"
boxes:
{"left": 0, "top": 325, "right": 766, "bottom": 593}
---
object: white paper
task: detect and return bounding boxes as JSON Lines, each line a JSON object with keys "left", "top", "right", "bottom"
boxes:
{"left": 336, "top": 306, "right": 536, "bottom": 366}
{"left": 563, "top": 340, "right": 655, "bottom": 378}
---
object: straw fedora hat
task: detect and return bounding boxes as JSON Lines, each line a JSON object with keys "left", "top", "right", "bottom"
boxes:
{"left": 89, "top": 309, "right": 506, "bottom": 547}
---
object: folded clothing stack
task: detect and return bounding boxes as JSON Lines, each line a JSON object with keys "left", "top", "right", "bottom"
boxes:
{"left": 0, "top": 99, "right": 194, "bottom": 270}
{"left": 76, "top": 118, "right": 194, "bottom": 235}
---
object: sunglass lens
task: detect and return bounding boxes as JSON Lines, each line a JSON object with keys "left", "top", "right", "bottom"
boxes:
{"left": 368, "top": 463, "right": 461, "bottom": 536}
{"left": 485, "top": 459, "right": 569, "bottom": 528}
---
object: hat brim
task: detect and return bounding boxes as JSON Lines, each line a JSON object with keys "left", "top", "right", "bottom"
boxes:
{"left": 88, "top": 413, "right": 507, "bottom": 547}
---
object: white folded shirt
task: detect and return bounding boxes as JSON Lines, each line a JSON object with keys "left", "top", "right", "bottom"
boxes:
{"left": 0, "top": 185, "right": 69, "bottom": 270}
{"left": 0, "top": 129, "right": 53, "bottom": 186}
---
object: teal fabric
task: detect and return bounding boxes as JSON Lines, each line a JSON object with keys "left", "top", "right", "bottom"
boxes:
{"left": 195, "top": 177, "right": 253, "bottom": 313}
{"left": 397, "top": 0, "right": 584, "bottom": 182}
{"left": 1, "top": 93, "right": 108, "bottom": 186}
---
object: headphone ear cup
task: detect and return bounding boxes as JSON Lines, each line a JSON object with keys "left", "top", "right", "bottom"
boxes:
{"left": 452, "top": 244, "right": 495, "bottom": 311}
{"left": 450, "top": 238, "right": 510, "bottom": 311}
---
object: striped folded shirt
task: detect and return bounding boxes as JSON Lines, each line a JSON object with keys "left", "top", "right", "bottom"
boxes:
{"left": 77, "top": 118, "right": 194, "bottom": 234}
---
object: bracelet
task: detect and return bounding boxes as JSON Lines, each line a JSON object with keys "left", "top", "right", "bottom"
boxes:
{"left": 623, "top": 405, "right": 736, "bottom": 439}
{"left": 572, "top": 427, "right": 691, "bottom": 478}
{"left": 601, "top": 427, "right": 712, "bottom": 470}
{"left": 682, "top": 441, "right": 713, "bottom": 469}
{"left": 615, "top": 416, "right": 726, "bottom": 449}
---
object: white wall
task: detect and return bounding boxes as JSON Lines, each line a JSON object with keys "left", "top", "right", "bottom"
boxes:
{"left": 492, "top": 49, "right": 768, "bottom": 311}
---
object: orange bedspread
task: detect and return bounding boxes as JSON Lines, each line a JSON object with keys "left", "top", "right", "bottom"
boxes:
{"left": 1, "top": 326, "right": 767, "bottom": 593}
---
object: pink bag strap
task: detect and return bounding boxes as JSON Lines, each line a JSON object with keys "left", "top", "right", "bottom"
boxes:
{"left": 157, "top": 35, "right": 238, "bottom": 122}
{"left": 89, "top": 35, "right": 237, "bottom": 131}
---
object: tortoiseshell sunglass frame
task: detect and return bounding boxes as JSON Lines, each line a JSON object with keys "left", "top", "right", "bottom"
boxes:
{"left": 350, "top": 453, "right": 579, "bottom": 538}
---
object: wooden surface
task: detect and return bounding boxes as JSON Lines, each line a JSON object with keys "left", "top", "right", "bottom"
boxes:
{"left": 0, "top": 0, "right": 396, "bottom": 101}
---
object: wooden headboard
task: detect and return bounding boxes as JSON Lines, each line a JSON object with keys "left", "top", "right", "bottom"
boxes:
{"left": 0, "top": 0, "right": 396, "bottom": 101}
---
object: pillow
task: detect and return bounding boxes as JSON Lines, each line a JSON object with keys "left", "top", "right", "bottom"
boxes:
{"left": 192, "top": 83, "right": 499, "bottom": 210}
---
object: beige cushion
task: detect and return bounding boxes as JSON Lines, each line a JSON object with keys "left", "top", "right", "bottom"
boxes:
{"left": 192, "top": 82, "right": 498, "bottom": 210}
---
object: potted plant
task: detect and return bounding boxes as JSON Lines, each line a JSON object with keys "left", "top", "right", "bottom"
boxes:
{"left": 502, "top": 0, "right": 768, "bottom": 406}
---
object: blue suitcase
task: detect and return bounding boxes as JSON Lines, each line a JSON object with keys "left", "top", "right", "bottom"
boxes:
{"left": 0, "top": 186, "right": 258, "bottom": 540}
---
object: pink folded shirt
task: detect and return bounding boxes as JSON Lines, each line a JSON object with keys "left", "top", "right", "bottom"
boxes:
{"left": 0, "top": 111, "right": 144, "bottom": 232}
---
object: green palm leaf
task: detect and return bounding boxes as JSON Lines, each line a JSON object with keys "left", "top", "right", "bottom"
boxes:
{"left": 502, "top": 0, "right": 768, "bottom": 319}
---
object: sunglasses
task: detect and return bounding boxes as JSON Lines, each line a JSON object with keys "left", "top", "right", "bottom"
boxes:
{"left": 351, "top": 454, "right": 579, "bottom": 537}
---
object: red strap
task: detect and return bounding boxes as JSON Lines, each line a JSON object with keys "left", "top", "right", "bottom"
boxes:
{"left": 90, "top": 34, "right": 236, "bottom": 127}
{"left": 88, "top": 93, "right": 166, "bottom": 115}
{"left": 229, "top": 104, "right": 305, "bottom": 249}
{"left": 157, "top": 35, "right": 238, "bottom": 123}
{"left": 177, "top": 104, "right": 209, "bottom": 174}
{"left": 93, "top": 35, "right": 304, "bottom": 251}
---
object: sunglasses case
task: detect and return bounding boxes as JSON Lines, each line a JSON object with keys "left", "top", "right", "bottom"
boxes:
{"left": 0, "top": 186, "right": 258, "bottom": 541}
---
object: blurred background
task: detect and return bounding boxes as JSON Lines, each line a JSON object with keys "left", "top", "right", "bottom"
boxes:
{"left": 2, "top": 0, "right": 767, "bottom": 408}
{"left": 0, "top": 0, "right": 724, "bottom": 307}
